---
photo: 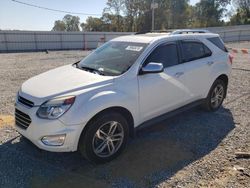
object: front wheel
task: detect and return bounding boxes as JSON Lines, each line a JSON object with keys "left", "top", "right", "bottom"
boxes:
{"left": 78, "top": 112, "right": 129, "bottom": 164}
{"left": 203, "top": 79, "right": 226, "bottom": 111}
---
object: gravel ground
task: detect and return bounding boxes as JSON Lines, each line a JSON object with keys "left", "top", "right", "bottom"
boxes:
{"left": 0, "top": 42, "right": 249, "bottom": 188}
{"left": 226, "top": 41, "right": 250, "bottom": 49}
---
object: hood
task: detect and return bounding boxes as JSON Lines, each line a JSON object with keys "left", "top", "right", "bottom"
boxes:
{"left": 20, "top": 64, "right": 114, "bottom": 105}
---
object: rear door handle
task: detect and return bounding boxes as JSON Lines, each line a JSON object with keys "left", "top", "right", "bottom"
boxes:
{"left": 207, "top": 61, "right": 214, "bottom": 66}
{"left": 175, "top": 72, "right": 184, "bottom": 78}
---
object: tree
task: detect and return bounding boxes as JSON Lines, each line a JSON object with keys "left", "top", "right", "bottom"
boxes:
{"left": 234, "top": 0, "right": 250, "bottom": 15}
{"left": 54, "top": 0, "right": 238, "bottom": 32}
{"left": 230, "top": 0, "right": 250, "bottom": 25}
{"left": 103, "top": 0, "right": 126, "bottom": 31}
{"left": 125, "top": 0, "right": 151, "bottom": 32}
{"left": 80, "top": 23, "right": 85, "bottom": 31}
{"left": 63, "top": 14, "right": 80, "bottom": 31}
{"left": 84, "top": 17, "right": 104, "bottom": 31}
{"left": 124, "top": 0, "right": 137, "bottom": 31}
{"left": 193, "top": 0, "right": 230, "bottom": 27}
{"left": 52, "top": 14, "right": 80, "bottom": 31}
{"left": 123, "top": 0, "right": 147, "bottom": 31}
{"left": 52, "top": 20, "right": 66, "bottom": 31}
{"left": 158, "top": 0, "right": 190, "bottom": 29}
{"left": 101, "top": 13, "right": 123, "bottom": 31}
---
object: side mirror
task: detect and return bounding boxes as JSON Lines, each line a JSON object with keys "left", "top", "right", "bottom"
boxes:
{"left": 140, "top": 62, "right": 164, "bottom": 74}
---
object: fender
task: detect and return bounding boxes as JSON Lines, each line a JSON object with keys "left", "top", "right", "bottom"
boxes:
{"left": 204, "top": 71, "right": 229, "bottom": 98}
{"left": 60, "top": 89, "right": 139, "bottom": 127}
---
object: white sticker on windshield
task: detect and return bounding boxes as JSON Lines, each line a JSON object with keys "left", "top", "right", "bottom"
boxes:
{"left": 125, "top": 46, "right": 143, "bottom": 52}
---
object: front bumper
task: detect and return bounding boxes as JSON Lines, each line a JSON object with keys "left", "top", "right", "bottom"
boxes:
{"left": 15, "top": 102, "right": 84, "bottom": 152}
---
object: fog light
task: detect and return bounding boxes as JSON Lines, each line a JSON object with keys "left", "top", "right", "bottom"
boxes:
{"left": 41, "top": 134, "right": 66, "bottom": 146}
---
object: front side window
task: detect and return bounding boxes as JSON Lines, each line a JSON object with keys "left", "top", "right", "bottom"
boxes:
{"left": 145, "top": 43, "right": 179, "bottom": 68}
{"left": 78, "top": 41, "right": 148, "bottom": 76}
{"left": 181, "top": 41, "right": 212, "bottom": 62}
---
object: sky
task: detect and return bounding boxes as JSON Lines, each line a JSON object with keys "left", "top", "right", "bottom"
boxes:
{"left": 0, "top": 0, "right": 200, "bottom": 31}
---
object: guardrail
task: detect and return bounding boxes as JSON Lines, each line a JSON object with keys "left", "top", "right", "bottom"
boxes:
{"left": 0, "top": 28, "right": 249, "bottom": 53}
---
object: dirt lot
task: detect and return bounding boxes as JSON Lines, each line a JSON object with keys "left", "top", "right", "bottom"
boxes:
{"left": 0, "top": 42, "right": 249, "bottom": 188}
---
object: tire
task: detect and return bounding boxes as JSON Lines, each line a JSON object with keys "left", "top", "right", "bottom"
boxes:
{"left": 78, "top": 111, "right": 129, "bottom": 164}
{"left": 202, "top": 79, "right": 227, "bottom": 112}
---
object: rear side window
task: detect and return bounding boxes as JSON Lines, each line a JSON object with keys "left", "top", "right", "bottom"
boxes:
{"left": 181, "top": 41, "right": 212, "bottom": 62}
{"left": 207, "top": 37, "right": 228, "bottom": 52}
{"left": 145, "top": 43, "right": 179, "bottom": 68}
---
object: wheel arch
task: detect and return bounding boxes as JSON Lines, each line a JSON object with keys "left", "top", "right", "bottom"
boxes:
{"left": 216, "top": 74, "right": 228, "bottom": 97}
{"left": 216, "top": 74, "right": 228, "bottom": 86}
{"left": 205, "top": 74, "right": 229, "bottom": 99}
{"left": 78, "top": 106, "right": 135, "bottom": 148}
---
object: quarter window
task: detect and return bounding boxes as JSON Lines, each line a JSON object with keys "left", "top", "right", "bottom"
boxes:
{"left": 145, "top": 43, "right": 179, "bottom": 68}
{"left": 181, "top": 41, "right": 212, "bottom": 62}
{"left": 207, "top": 37, "right": 228, "bottom": 52}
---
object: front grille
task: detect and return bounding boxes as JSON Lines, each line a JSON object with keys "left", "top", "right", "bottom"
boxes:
{"left": 15, "top": 109, "right": 32, "bottom": 130}
{"left": 18, "top": 96, "right": 34, "bottom": 108}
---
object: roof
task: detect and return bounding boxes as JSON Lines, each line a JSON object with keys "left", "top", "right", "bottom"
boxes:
{"left": 111, "top": 35, "right": 159, "bottom": 43}
{"left": 112, "top": 30, "right": 219, "bottom": 44}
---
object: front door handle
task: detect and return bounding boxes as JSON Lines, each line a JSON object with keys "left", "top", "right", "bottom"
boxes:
{"left": 175, "top": 72, "right": 184, "bottom": 78}
{"left": 207, "top": 61, "right": 214, "bottom": 66}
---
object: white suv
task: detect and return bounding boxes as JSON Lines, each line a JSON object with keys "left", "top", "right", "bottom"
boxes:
{"left": 15, "top": 30, "right": 232, "bottom": 163}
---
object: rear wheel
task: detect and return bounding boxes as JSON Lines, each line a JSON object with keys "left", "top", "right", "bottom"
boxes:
{"left": 203, "top": 79, "right": 226, "bottom": 111}
{"left": 78, "top": 112, "right": 129, "bottom": 164}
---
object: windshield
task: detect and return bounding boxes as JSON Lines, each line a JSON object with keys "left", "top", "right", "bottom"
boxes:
{"left": 78, "top": 41, "right": 148, "bottom": 76}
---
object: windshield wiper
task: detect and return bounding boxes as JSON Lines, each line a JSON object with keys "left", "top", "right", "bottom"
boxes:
{"left": 78, "top": 65, "right": 105, "bottom": 76}
{"left": 73, "top": 61, "right": 84, "bottom": 69}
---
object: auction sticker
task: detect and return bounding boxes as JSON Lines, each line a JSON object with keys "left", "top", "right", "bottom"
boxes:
{"left": 126, "top": 46, "right": 143, "bottom": 52}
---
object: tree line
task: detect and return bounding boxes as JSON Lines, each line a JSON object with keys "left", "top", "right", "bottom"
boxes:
{"left": 52, "top": 0, "right": 250, "bottom": 32}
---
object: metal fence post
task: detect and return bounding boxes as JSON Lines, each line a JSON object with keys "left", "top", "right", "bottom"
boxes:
{"left": 34, "top": 32, "right": 38, "bottom": 51}
{"left": 238, "top": 30, "right": 242, "bottom": 42}
{"left": 104, "top": 33, "right": 106, "bottom": 42}
{"left": 83, "top": 32, "right": 86, "bottom": 50}
{"left": 60, "top": 32, "right": 63, "bottom": 50}
{"left": 3, "top": 32, "right": 8, "bottom": 52}
{"left": 223, "top": 31, "right": 226, "bottom": 41}
{"left": 224, "top": 31, "right": 227, "bottom": 42}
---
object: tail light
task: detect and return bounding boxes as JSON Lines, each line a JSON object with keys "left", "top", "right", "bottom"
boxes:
{"left": 228, "top": 53, "right": 233, "bottom": 65}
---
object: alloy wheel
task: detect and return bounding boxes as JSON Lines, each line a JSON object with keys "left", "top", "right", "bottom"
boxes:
{"left": 92, "top": 121, "right": 124, "bottom": 158}
{"left": 211, "top": 84, "right": 224, "bottom": 108}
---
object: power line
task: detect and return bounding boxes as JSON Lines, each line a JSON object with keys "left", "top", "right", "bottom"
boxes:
{"left": 11, "top": 0, "right": 102, "bottom": 16}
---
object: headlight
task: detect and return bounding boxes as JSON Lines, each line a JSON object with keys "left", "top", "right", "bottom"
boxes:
{"left": 37, "top": 96, "right": 75, "bottom": 119}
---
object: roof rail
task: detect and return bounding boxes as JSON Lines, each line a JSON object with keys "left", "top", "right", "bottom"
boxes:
{"left": 171, "top": 29, "right": 211, "bottom": 35}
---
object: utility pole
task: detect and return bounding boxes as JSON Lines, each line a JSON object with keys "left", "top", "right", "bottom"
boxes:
{"left": 151, "top": 0, "right": 158, "bottom": 31}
